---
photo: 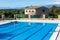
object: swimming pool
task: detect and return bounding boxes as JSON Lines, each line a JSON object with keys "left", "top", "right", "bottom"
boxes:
{"left": 0, "top": 22, "right": 58, "bottom": 40}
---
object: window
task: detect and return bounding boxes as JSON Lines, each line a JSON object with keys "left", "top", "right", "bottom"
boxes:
{"left": 29, "top": 10, "right": 30, "bottom": 12}
{"left": 26, "top": 10, "right": 27, "bottom": 12}
{"left": 32, "top": 10, "right": 34, "bottom": 12}
{"left": 42, "top": 9, "right": 45, "bottom": 12}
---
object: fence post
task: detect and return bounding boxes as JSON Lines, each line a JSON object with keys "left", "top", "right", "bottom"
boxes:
{"left": 43, "top": 14, "right": 45, "bottom": 20}
{"left": 58, "top": 15, "right": 60, "bottom": 20}
{"left": 2, "top": 15, "right": 5, "bottom": 20}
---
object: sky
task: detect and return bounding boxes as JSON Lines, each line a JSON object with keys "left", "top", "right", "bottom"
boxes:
{"left": 0, "top": 0, "right": 60, "bottom": 8}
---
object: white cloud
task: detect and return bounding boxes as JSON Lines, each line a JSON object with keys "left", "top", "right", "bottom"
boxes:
{"left": 55, "top": 0, "right": 60, "bottom": 1}
{"left": 53, "top": 2, "right": 60, "bottom": 4}
{"left": 47, "top": 2, "right": 60, "bottom": 5}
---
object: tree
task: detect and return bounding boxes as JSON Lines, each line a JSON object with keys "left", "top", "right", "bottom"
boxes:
{"left": 49, "top": 6, "right": 58, "bottom": 18}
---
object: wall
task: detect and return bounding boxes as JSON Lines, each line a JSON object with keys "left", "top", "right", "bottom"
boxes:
{"left": 36, "top": 7, "right": 49, "bottom": 17}
{"left": 25, "top": 9, "right": 36, "bottom": 15}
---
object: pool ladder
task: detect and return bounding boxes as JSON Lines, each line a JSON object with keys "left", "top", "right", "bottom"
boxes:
{"left": 55, "top": 30, "right": 60, "bottom": 40}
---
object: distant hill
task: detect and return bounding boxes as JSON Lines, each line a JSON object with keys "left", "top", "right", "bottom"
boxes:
{"left": 43, "top": 4, "right": 60, "bottom": 8}
{"left": 0, "top": 4, "right": 60, "bottom": 9}
{"left": 0, "top": 7, "right": 25, "bottom": 10}
{"left": 24, "top": 4, "right": 60, "bottom": 9}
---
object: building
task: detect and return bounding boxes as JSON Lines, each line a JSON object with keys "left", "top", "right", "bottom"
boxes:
{"left": 25, "top": 6, "right": 49, "bottom": 18}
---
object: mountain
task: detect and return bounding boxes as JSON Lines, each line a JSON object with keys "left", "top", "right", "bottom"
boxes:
{"left": 43, "top": 4, "right": 60, "bottom": 8}
{"left": 0, "top": 4, "right": 60, "bottom": 9}
{"left": 0, "top": 7, "right": 25, "bottom": 10}
{"left": 24, "top": 4, "right": 60, "bottom": 9}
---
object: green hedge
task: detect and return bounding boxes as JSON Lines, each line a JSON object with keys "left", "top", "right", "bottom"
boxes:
{"left": 17, "top": 14, "right": 27, "bottom": 18}
{"left": 31, "top": 15, "right": 41, "bottom": 18}
{"left": 17, "top": 14, "right": 42, "bottom": 18}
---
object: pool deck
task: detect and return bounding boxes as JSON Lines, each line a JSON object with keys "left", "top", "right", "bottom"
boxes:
{"left": 0, "top": 20, "right": 12, "bottom": 25}
{"left": 0, "top": 20, "right": 60, "bottom": 40}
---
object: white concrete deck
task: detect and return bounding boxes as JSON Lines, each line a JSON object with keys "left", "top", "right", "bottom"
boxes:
{"left": 57, "top": 32, "right": 60, "bottom": 40}
{"left": 0, "top": 20, "right": 12, "bottom": 25}
{"left": 0, "top": 20, "right": 60, "bottom": 40}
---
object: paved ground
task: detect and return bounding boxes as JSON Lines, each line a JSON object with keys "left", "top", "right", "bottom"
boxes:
{"left": 57, "top": 32, "right": 60, "bottom": 40}
{"left": 56, "top": 28, "right": 60, "bottom": 40}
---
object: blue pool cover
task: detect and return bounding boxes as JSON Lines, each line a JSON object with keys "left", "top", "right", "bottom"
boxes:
{"left": 0, "top": 22, "right": 58, "bottom": 40}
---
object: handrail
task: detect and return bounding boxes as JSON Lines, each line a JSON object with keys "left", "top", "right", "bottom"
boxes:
{"left": 55, "top": 30, "right": 60, "bottom": 40}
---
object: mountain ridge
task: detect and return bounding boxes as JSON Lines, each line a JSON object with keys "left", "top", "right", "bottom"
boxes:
{"left": 0, "top": 4, "right": 60, "bottom": 9}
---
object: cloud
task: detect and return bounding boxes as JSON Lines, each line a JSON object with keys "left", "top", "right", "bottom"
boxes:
{"left": 53, "top": 2, "right": 60, "bottom": 4}
{"left": 55, "top": 0, "right": 60, "bottom": 1}
{"left": 47, "top": 2, "right": 60, "bottom": 5}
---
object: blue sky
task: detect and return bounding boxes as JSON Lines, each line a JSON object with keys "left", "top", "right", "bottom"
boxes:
{"left": 0, "top": 0, "right": 60, "bottom": 8}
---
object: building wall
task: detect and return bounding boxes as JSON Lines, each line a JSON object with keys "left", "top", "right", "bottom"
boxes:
{"left": 25, "top": 7, "right": 49, "bottom": 17}
{"left": 36, "top": 7, "right": 49, "bottom": 17}
{"left": 25, "top": 9, "right": 36, "bottom": 15}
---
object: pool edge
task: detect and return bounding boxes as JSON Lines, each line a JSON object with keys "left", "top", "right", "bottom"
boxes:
{"left": 50, "top": 24, "right": 60, "bottom": 40}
